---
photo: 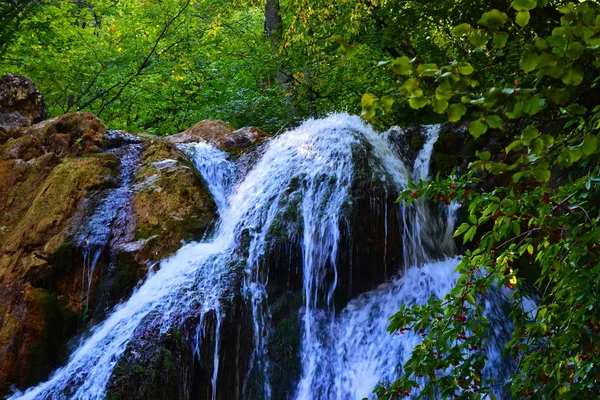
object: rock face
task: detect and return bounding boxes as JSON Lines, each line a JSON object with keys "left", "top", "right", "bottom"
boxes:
{"left": 0, "top": 74, "right": 46, "bottom": 140}
{"left": 0, "top": 79, "right": 222, "bottom": 394}
{"left": 0, "top": 111, "right": 118, "bottom": 392}
{"left": 167, "top": 119, "right": 270, "bottom": 154}
{"left": 124, "top": 141, "right": 218, "bottom": 267}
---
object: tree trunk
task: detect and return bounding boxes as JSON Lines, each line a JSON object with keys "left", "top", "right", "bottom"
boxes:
{"left": 264, "top": 0, "right": 296, "bottom": 120}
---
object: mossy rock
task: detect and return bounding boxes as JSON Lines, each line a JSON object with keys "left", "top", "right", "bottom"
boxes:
{"left": 131, "top": 141, "right": 217, "bottom": 262}
{"left": 0, "top": 284, "right": 77, "bottom": 395}
{"left": 0, "top": 153, "right": 118, "bottom": 286}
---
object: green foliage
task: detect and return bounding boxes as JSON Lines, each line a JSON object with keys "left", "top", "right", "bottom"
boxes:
{"left": 0, "top": 0, "right": 289, "bottom": 134}
{"left": 366, "top": 1, "right": 600, "bottom": 398}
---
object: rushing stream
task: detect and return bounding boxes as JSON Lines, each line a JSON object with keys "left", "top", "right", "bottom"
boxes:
{"left": 10, "top": 114, "right": 514, "bottom": 400}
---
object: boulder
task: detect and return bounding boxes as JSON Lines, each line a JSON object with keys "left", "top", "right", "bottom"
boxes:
{"left": 126, "top": 141, "right": 217, "bottom": 263}
{"left": 0, "top": 153, "right": 118, "bottom": 286}
{"left": 0, "top": 282, "right": 77, "bottom": 391}
{"left": 224, "top": 126, "right": 270, "bottom": 152}
{"left": 166, "top": 119, "right": 234, "bottom": 146}
{"left": 0, "top": 74, "right": 46, "bottom": 132}
{"left": 167, "top": 119, "right": 270, "bottom": 154}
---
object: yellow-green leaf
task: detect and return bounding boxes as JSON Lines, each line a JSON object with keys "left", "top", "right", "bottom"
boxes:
{"left": 452, "top": 23, "right": 472, "bottom": 36}
{"left": 447, "top": 103, "right": 466, "bottom": 122}
{"left": 516, "top": 10, "right": 531, "bottom": 27}
{"left": 520, "top": 51, "right": 539, "bottom": 73}
{"left": 469, "top": 119, "right": 488, "bottom": 138}
{"left": 392, "top": 56, "right": 412, "bottom": 75}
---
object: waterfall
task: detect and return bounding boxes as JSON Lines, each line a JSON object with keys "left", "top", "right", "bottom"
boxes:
{"left": 10, "top": 113, "right": 514, "bottom": 400}
{"left": 76, "top": 143, "right": 143, "bottom": 317}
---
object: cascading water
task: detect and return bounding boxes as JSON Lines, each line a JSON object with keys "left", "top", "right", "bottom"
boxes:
{"left": 10, "top": 113, "right": 515, "bottom": 400}
{"left": 76, "top": 143, "right": 143, "bottom": 317}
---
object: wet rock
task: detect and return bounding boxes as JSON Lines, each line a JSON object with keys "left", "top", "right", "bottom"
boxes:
{"left": 167, "top": 120, "right": 270, "bottom": 154}
{"left": 386, "top": 125, "right": 426, "bottom": 165}
{"left": 0, "top": 74, "right": 46, "bottom": 132}
{"left": 105, "top": 288, "right": 254, "bottom": 400}
{"left": 0, "top": 282, "right": 77, "bottom": 394}
{"left": 0, "top": 154, "right": 118, "bottom": 286}
{"left": 129, "top": 141, "right": 218, "bottom": 263}
{"left": 224, "top": 126, "right": 270, "bottom": 153}
{"left": 104, "top": 129, "right": 145, "bottom": 149}
{"left": 0, "top": 99, "right": 225, "bottom": 394}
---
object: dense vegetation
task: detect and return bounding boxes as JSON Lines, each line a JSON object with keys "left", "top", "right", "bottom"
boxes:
{"left": 3, "top": 0, "right": 600, "bottom": 398}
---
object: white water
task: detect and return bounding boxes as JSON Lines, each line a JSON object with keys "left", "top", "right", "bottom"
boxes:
{"left": 11, "top": 114, "right": 512, "bottom": 400}
{"left": 76, "top": 143, "right": 143, "bottom": 317}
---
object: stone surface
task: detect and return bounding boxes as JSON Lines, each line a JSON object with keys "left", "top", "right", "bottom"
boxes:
{"left": 128, "top": 141, "right": 217, "bottom": 263}
{"left": 166, "top": 119, "right": 234, "bottom": 146}
{"left": 0, "top": 74, "right": 46, "bottom": 131}
{"left": 0, "top": 108, "right": 220, "bottom": 394}
{"left": 167, "top": 119, "right": 270, "bottom": 154}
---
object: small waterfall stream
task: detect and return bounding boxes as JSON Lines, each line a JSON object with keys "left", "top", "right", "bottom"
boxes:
{"left": 76, "top": 143, "right": 143, "bottom": 317}
{"left": 10, "top": 114, "right": 514, "bottom": 400}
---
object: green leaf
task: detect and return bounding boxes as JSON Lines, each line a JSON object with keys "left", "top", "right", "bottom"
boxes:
{"left": 566, "top": 103, "right": 587, "bottom": 115}
{"left": 392, "top": 56, "right": 412, "bottom": 75}
{"left": 520, "top": 51, "right": 539, "bottom": 72}
{"left": 458, "top": 63, "right": 475, "bottom": 75}
{"left": 361, "top": 107, "right": 376, "bottom": 120}
{"left": 541, "top": 134, "right": 554, "bottom": 147}
{"left": 521, "top": 125, "right": 539, "bottom": 145}
{"left": 409, "top": 96, "right": 428, "bottom": 109}
{"left": 454, "top": 223, "right": 471, "bottom": 237}
{"left": 582, "top": 135, "right": 598, "bottom": 156}
{"left": 361, "top": 92, "right": 378, "bottom": 108}
{"left": 381, "top": 95, "right": 394, "bottom": 112}
{"left": 535, "top": 37, "right": 548, "bottom": 50}
{"left": 399, "top": 78, "right": 419, "bottom": 96}
{"left": 447, "top": 103, "right": 466, "bottom": 122}
{"left": 562, "top": 66, "right": 584, "bottom": 86}
{"left": 478, "top": 10, "right": 509, "bottom": 29}
{"left": 477, "top": 150, "right": 491, "bottom": 161}
{"left": 513, "top": 171, "right": 530, "bottom": 183}
{"left": 486, "top": 115, "right": 503, "bottom": 128}
{"left": 565, "top": 41, "right": 584, "bottom": 59}
{"left": 469, "top": 119, "right": 488, "bottom": 138}
{"left": 516, "top": 10, "right": 531, "bottom": 27}
{"left": 533, "top": 166, "right": 551, "bottom": 182}
{"left": 530, "top": 138, "right": 545, "bottom": 155}
{"left": 464, "top": 225, "right": 478, "bottom": 243}
{"left": 465, "top": 294, "right": 476, "bottom": 305}
{"left": 489, "top": 162, "right": 508, "bottom": 174}
{"left": 493, "top": 32, "right": 509, "bottom": 48}
{"left": 432, "top": 96, "right": 449, "bottom": 113}
{"left": 470, "top": 29, "right": 490, "bottom": 47}
{"left": 452, "top": 23, "right": 472, "bottom": 36}
{"left": 418, "top": 63, "right": 439, "bottom": 77}
{"left": 511, "top": 0, "right": 537, "bottom": 11}
{"left": 506, "top": 139, "right": 524, "bottom": 153}
{"left": 523, "top": 96, "right": 543, "bottom": 115}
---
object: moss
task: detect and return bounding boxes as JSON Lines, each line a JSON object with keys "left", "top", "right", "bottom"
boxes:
{"left": 410, "top": 133, "right": 425, "bottom": 154}
{"left": 267, "top": 292, "right": 303, "bottom": 399}
{"left": 431, "top": 152, "right": 457, "bottom": 176}
{"left": 92, "top": 260, "right": 138, "bottom": 321}
{"left": 52, "top": 240, "right": 77, "bottom": 274}
{"left": 134, "top": 226, "right": 157, "bottom": 240}
{"left": 106, "top": 326, "right": 190, "bottom": 400}
{"left": 25, "top": 288, "right": 63, "bottom": 383}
